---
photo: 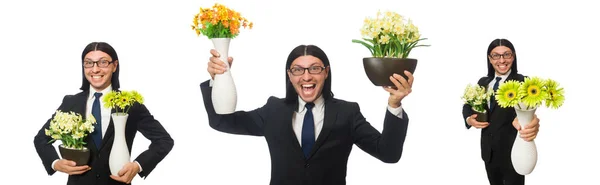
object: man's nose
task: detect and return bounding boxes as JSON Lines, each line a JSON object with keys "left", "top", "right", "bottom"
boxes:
{"left": 301, "top": 70, "right": 313, "bottom": 81}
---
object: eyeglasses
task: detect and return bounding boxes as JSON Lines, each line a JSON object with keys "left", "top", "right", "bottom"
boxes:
{"left": 489, "top": 52, "right": 514, "bottom": 60}
{"left": 83, "top": 59, "right": 114, "bottom": 68}
{"left": 288, "top": 66, "right": 326, "bottom": 76}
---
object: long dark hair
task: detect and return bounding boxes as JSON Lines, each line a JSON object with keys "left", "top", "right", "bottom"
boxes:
{"left": 284, "top": 45, "right": 333, "bottom": 104}
{"left": 79, "top": 42, "right": 120, "bottom": 91}
{"left": 486, "top": 38, "right": 518, "bottom": 77}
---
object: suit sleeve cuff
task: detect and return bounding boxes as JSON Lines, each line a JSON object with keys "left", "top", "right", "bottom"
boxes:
{"left": 387, "top": 105, "right": 404, "bottom": 119}
{"left": 135, "top": 161, "right": 143, "bottom": 172}
{"left": 51, "top": 159, "right": 59, "bottom": 171}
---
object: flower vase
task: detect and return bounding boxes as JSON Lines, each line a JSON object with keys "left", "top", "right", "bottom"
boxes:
{"left": 109, "top": 113, "right": 130, "bottom": 176}
{"left": 511, "top": 103, "right": 538, "bottom": 175}
{"left": 211, "top": 38, "right": 237, "bottom": 114}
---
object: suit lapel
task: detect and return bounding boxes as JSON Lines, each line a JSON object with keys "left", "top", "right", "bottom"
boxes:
{"left": 98, "top": 108, "right": 116, "bottom": 151}
{"left": 281, "top": 102, "right": 305, "bottom": 159}
{"left": 307, "top": 99, "right": 337, "bottom": 159}
{"left": 72, "top": 91, "right": 100, "bottom": 154}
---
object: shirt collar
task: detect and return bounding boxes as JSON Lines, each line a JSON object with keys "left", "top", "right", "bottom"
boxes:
{"left": 88, "top": 84, "right": 113, "bottom": 100}
{"left": 297, "top": 95, "right": 325, "bottom": 113}
{"left": 494, "top": 69, "right": 512, "bottom": 81}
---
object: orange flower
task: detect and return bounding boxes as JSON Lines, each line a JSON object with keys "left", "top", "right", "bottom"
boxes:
{"left": 191, "top": 3, "right": 253, "bottom": 38}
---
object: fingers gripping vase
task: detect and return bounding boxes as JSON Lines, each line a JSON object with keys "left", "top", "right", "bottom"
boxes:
{"left": 109, "top": 113, "right": 130, "bottom": 176}
{"left": 211, "top": 38, "right": 237, "bottom": 114}
{"left": 511, "top": 104, "right": 538, "bottom": 175}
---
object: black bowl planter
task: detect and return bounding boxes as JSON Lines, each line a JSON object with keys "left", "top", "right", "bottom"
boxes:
{"left": 363, "top": 57, "right": 418, "bottom": 87}
{"left": 472, "top": 108, "right": 488, "bottom": 122}
{"left": 58, "top": 145, "right": 91, "bottom": 166}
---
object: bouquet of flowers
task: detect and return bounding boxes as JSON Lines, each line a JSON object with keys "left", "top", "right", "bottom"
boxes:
{"left": 462, "top": 84, "right": 493, "bottom": 122}
{"left": 45, "top": 110, "right": 96, "bottom": 150}
{"left": 102, "top": 90, "right": 144, "bottom": 115}
{"left": 495, "top": 77, "right": 565, "bottom": 110}
{"left": 352, "top": 10, "right": 428, "bottom": 58}
{"left": 191, "top": 3, "right": 253, "bottom": 39}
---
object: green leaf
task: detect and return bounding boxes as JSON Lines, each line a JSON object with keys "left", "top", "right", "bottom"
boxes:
{"left": 352, "top": 39, "right": 375, "bottom": 56}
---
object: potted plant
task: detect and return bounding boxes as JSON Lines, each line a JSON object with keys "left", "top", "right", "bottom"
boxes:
{"left": 352, "top": 10, "right": 429, "bottom": 86}
{"left": 45, "top": 110, "right": 97, "bottom": 166}
{"left": 191, "top": 3, "right": 253, "bottom": 114}
{"left": 462, "top": 84, "right": 493, "bottom": 122}
{"left": 495, "top": 77, "right": 565, "bottom": 175}
{"left": 102, "top": 90, "right": 144, "bottom": 176}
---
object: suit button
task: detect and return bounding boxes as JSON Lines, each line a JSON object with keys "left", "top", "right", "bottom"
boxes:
{"left": 304, "top": 163, "right": 310, "bottom": 168}
{"left": 96, "top": 174, "right": 100, "bottom": 178}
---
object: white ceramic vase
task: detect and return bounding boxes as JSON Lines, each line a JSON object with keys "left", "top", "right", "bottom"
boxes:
{"left": 511, "top": 103, "right": 538, "bottom": 175}
{"left": 211, "top": 38, "right": 237, "bottom": 114}
{"left": 109, "top": 113, "right": 131, "bottom": 176}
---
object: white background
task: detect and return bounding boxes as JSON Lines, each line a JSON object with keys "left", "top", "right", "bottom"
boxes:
{"left": 1, "top": 0, "right": 598, "bottom": 184}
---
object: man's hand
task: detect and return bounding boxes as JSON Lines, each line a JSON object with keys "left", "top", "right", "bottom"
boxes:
{"left": 467, "top": 114, "right": 490, "bottom": 129}
{"left": 110, "top": 162, "right": 140, "bottom": 184}
{"left": 513, "top": 114, "right": 540, "bottom": 141}
{"left": 207, "top": 49, "right": 234, "bottom": 80}
{"left": 384, "top": 71, "right": 414, "bottom": 108}
{"left": 54, "top": 159, "right": 91, "bottom": 175}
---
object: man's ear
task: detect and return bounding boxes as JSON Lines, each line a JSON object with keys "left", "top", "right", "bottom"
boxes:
{"left": 113, "top": 60, "right": 119, "bottom": 73}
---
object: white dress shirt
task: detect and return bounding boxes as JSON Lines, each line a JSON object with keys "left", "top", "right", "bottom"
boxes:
{"left": 292, "top": 96, "right": 404, "bottom": 145}
{"left": 52, "top": 85, "right": 143, "bottom": 172}
{"left": 487, "top": 70, "right": 511, "bottom": 109}
{"left": 208, "top": 79, "right": 405, "bottom": 145}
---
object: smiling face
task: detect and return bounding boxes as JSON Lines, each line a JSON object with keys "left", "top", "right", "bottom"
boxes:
{"left": 488, "top": 46, "right": 514, "bottom": 76}
{"left": 83, "top": 50, "right": 118, "bottom": 92}
{"left": 287, "top": 55, "right": 329, "bottom": 103}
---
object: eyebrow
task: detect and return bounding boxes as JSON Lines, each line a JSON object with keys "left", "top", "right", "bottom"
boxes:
{"left": 84, "top": 57, "right": 111, "bottom": 61}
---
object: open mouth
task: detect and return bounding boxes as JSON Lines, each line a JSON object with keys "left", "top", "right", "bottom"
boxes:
{"left": 302, "top": 84, "right": 316, "bottom": 95}
{"left": 497, "top": 64, "right": 508, "bottom": 71}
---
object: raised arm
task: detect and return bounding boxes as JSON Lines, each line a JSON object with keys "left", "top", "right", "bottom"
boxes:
{"left": 200, "top": 80, "right": 267, "bottom": 136}
{"left": 351, "top": 103, "right": 409, "bottom": 163}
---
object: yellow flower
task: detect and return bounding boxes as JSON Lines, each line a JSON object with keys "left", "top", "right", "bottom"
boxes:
{"left": 352, "top": 10, "right": 429, "bottom": 58}
{"left": 519, "top": 77, "right": 548, "bottom": 108}
{"left": 45, "top": 110, "right": 95, "bottom": 149}
{"left": 495, "top": 80, "right": 522, "bottom": 108}
{"left": 544, "top": 79, "right": 565, "bottom": 109}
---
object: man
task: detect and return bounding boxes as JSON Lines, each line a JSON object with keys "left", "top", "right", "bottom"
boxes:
{"left": 462, "top": 38, "right": 540, "bottom": 185}
{"left": 201, "top": 45, "right": 412, "bottom": 185}
{"left": 34, "top": 42, "right": 174, "bottom": 185}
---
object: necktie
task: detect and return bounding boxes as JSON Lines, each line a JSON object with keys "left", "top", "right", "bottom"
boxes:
{"left": 301, "top": 102, "right": 315, "bottom": 158}
{"left": 489, "top": 77, "right": 502, "bottom": 112}
{"left": 91, "top": 92, "right": 103, "bottom": 148}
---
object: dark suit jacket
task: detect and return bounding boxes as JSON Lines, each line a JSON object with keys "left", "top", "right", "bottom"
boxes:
{"left": 200, "top": 80, "right": 409, "bottom": 185}
{"left": 462, "top": 72, "right": 525, "bottom": 163}
{"left": 34, "top": 90, "right": 174, "bottom": 185}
